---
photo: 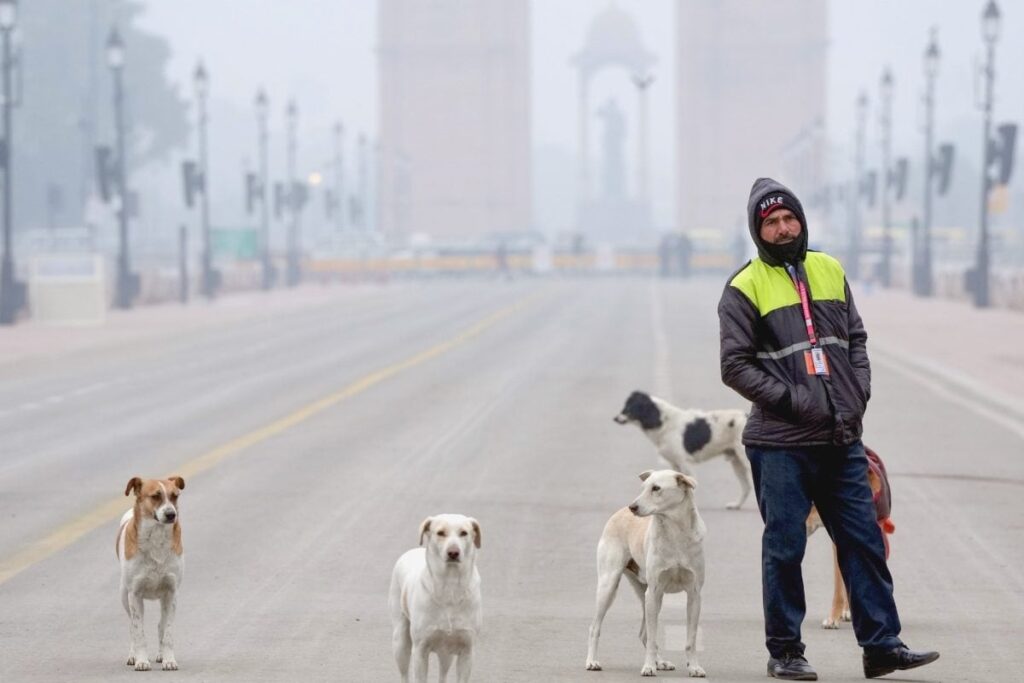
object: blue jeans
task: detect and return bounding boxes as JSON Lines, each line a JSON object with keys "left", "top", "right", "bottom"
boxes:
{"left": 746, "top": 441, "right": 903, "bottom": 658}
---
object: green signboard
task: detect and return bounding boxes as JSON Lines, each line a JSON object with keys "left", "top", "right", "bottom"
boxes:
{"left": 211, "top": 227, "right": 259, "bottom": 260}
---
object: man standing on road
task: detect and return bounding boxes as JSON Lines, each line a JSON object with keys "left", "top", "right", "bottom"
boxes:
{"left": 717, "top": 177, "right": 939, "bottom": 681}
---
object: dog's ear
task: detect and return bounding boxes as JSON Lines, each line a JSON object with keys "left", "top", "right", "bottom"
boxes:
{"left": 168, "top": 476, "right": 185, "bottom": 491}
{"left": 470, "top": 518, "right": 481, "bottom": 549}
{"left": 632, "top": 393, "right": 662, "bottom": 430}
{"left": 418, "top": 517, "right": 432, "bottom": 546}
{"left": 676, "top": 473, "right": 698, "bottom": 490}
{"left": 638, "top": 470, "right": 654, "bottom": 482}
{"left": 124, "top": 477, "right": 142, "bottom": 497}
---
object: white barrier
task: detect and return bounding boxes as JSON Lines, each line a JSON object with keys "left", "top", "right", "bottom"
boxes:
{"left": 28, "top": 254, "right": 106, "bottom": 325}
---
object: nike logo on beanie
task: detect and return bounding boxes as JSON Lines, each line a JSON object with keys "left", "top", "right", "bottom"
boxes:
{"left": 759, "top": 195, "right": 786, "bottom": 218}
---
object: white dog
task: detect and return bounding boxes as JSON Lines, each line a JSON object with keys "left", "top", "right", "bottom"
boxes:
{"left": 390, "top": 514, "right": 482, "bottom": 683}
{"left": 615, "top": 390, "right": 751, "bottom": 510}
{"left": 116, "top": 476, "right": 185, "bottom": 671}
{"left": 586, "top": 470, "right": 707, "bottom": 678}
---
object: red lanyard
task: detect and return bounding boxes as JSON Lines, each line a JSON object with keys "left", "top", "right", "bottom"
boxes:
{"left": 786, "top": 265, "right": 818, "bottom": 346}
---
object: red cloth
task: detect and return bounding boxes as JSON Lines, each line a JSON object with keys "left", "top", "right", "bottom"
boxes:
{"left": 866, "top": 446, "right": 895, "bottom": 558}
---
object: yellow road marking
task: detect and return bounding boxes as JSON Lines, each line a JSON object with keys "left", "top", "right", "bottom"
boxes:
{"left": 0, "top": 297, "right": 532, "bottom": 586}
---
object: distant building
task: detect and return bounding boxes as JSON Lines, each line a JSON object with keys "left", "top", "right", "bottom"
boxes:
{"left": 377, "top": 0, "right": 531, "bottom": 244}
{"left": 675, "top": 1, "right": 827, "bottom": 236}
{"left": 571, "top": 5, "right": 657, "bottom": 246}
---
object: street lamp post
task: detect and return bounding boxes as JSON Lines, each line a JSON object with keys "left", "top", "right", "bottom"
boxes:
{"left": 107, "top": 27, "right": 134, "bottom": 309}
{"left": 879, "top": 68, "right": 894, "bottom": 288}
{"left": 194, "top": 61, "right": 215, "bottom": 298}
{"left": 973, "top": 0, "right": 1000, "bottom": 308}
{"left": 0, "top": 0, "right": 20, "bottom": 324}
{"left": 357, "top": 133, "right": 367, "bottom": 231}
{"left": 918, "top": 29, "right": 940, "bottom": 297}
{"left": 285, "top": 100, "right": 300, "bottom": 286}
{"left": 631, "top": 73, "right": 654, "bottom": 204}
{"left": 255, "top": 88, "right": 271, "bottom": 289}
{"left": 333, "top": 121, "right": 345, "bottom": 235}
{"left": 848, "top": 91, "right": 868, "bottom": 281}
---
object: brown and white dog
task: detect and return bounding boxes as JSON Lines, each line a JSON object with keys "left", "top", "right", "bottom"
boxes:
{"left": 116, "top": 476, "right": 185, "bottom": 671}
{"left": 805, "top": 447, "right": 894, "bottom": 629}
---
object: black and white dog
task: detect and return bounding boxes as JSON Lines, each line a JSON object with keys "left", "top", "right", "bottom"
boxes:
{"left": 614, "top": 391, "right": 751, "bottom": 510}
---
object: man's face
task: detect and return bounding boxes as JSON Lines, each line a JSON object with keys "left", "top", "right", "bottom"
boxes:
{"left": 759, "top": 208, "right": 802, "bottom": 245}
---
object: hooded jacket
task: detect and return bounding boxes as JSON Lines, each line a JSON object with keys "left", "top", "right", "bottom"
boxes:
{"left": 718, "top": 178, "right": 871, "bottom": 447}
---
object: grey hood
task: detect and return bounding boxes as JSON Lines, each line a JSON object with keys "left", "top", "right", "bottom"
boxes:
{"left": 747, "top": 177, "right": 808, "bottom": 267}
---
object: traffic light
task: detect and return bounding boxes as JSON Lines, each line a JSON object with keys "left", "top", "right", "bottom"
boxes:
{"left": 291, "top": 181, "right": 308, "bottom": 211}
{"left": 126, "top": 191, "right": 140, "bottom": 219}
{"left": 934, "top": 143, "right": 955, "bottom": 196}
{"left": 889, "top": 158, "right": 909, "bottom": 201}
{"left": 95, "top": 146, "right": 114, "bottom": 202}
{"left": 245, "top": 172, "right": 262, "bottom": 214}
{"left": 989, "top": 123, "right": 1018, "bottom": 187}
{"left": 325, "top": 189, "right": 336, "bottom": 218}
{"left": 860, "top": 170, "right": 877, "bottom": 208}
{"left": 274, "top": 182, "right": 286, "bottom": 220}
{"left": 181, "top": 160, "right": 202, "bottom": 208}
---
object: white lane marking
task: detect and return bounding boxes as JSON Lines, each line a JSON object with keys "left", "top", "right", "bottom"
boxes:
{"left": 872, "top": 340, "right": 1024, "bottom": 421}
{"left": 663, "top": 624, "right": 703, "bottom": 653}
{"left": 872, "top": 351, "right": 1024, "bottom": 443}
{"left": 651, "top": 281, "right": 673, "bottom": 399}
{"left": 0, "top": 380, "right": 113, "bottom": 419}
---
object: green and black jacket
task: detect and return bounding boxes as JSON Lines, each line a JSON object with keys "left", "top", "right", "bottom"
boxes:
{"left": 718, "top": 252, "right": 870, "bottom": 447}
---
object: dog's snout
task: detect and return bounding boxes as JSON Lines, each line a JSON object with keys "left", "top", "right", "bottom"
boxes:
{"left": 628, "top": 503, "right": 639, "bottom": 514}
{"left": 163, "top": 509, "right": 177, "bottom": 522}
{"left": 447, "top": 548, "right": 461, "bottom": 561}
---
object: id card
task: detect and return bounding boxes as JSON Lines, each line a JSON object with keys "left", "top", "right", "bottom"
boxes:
{"left": 804, "top": 348, "right": 829, "bottom": 376}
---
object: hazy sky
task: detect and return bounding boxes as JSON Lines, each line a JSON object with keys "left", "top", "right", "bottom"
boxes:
{"left": 136, "top": 0, "right": 1024, "bottom": 231}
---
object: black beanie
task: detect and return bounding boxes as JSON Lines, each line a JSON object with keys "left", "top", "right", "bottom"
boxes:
{"left": 747, "top": 178, "right": 808, "bottom": 266}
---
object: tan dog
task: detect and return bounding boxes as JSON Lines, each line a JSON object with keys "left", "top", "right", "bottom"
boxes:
{"left": 805, "top": 448, "right": 894, "bottom": 629}
{"left": 116, "top": 476, "right": 185, "bottom": 671}
{"left": 586, "top": 470, "right": 707, "bottom": 678}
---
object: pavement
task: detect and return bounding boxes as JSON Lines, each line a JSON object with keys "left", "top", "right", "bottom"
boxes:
{"left": 0, "top": 275, "right": 1021, "bottom": 682}
{"left": 855, "top": 284, "right": 1024, "bottom": 432}
{"left": 3, "top": 277, "right": 1021, "bottom": 413}
{"left": 0, "top": 283, "right": 391, "bottom": 369}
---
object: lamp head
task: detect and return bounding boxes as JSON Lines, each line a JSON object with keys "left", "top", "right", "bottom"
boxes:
{"left": 106, "top": 27, "right": 125, "bottom": 69}
{"left": 924, "top": 28, "right": 940, "bottom": 79}
{"left": 982, "top": 0, "right": 1000, "bottom": 45}
{"left": 193, "top": 61, "right": 209, "bottom": 98}
{"left": 0, "top": 0, "right": 17, "bottom": 31}
{"left": 255, "top": 88, "right": 268, "bottom": 118}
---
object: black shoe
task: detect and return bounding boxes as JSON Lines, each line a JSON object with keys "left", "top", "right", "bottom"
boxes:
{"left": 767, "top": 654, "right": 818, "bottom": 681}
{"left": 863, "top": 645, "right": 940, "bottom": 678}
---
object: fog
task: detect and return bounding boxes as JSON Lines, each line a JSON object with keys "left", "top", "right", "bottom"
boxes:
{"left": 2, "top": 0, "right": 1023, "bottom": 319}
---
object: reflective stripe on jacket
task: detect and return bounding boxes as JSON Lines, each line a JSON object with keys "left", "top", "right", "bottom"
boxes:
{"left": 718, "top": 251, "right": 871, "bottom": 447}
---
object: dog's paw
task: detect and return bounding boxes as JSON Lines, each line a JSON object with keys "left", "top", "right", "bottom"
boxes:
{"left": 656, "top": 659, "right": 675, "bottom": 670}
{"left": 687, "top": 663, "right": 707, "bottom": 677}
{"left": 821, "top": 617, "right": 840, "bottom": 629}
{"left": 134, "top": 658, "right": 152, "bottom": 671}
{"left": 585, "top": 660, "right": 602, "bottom": 671}
{"left": 726, "top": 501, "right": 742, "bottom": 510}
{"left": 841, "top": 608, "right": 852, "bottom": 622}
{"left": 161, "top": 658, "right": 178, "bottom": 671}
{"left": 126, "top": 656, "right": 135, "bottom": 666}
{"left": 640, "top": 664, "right": 657, "bottom": 676}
